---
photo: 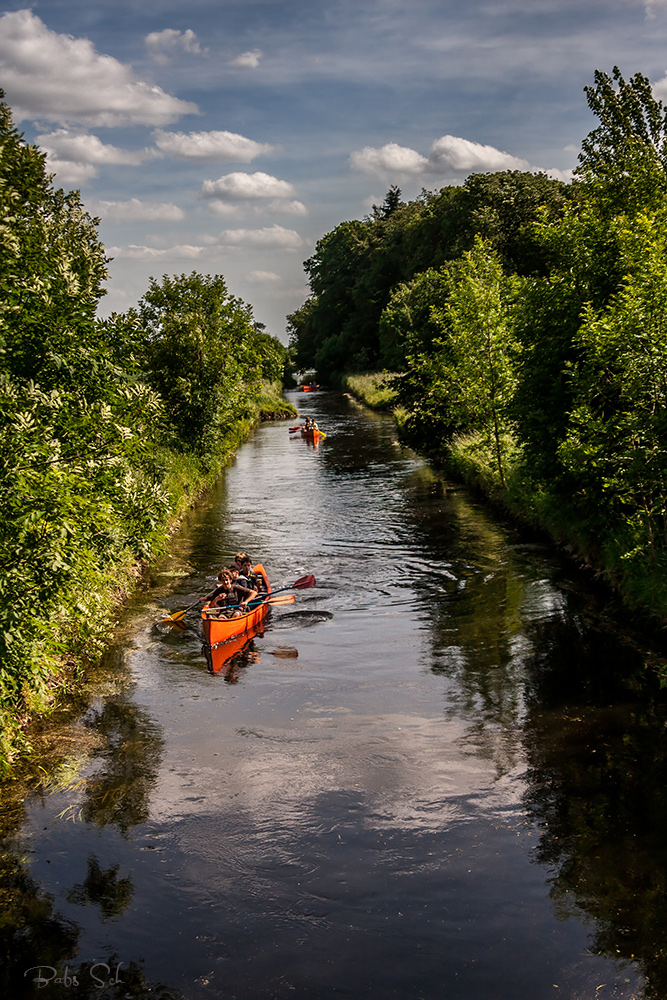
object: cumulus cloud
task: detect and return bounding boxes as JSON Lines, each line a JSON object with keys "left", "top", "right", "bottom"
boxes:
{"left": 108, "top": 244, "right": 208, "bottom": 261}
{"left": 219, "top": 225, "right": 303, "bottom": 249}
{"left": 351, "top": 134, "right": 569, "bottom": 182}
{"left": 247, "top": 270, "right": 282, "bottom": 283}
{"left": 36, "top": 129, "right": 152, "bottom": 183}
{"left": 153, "top": 128, "right": 273, "bottom": 162}
{"left": 428, "top": 135, "right": 531, "bottom": 173}
{"left": 145, "top": 28, "right": 207, "bottom": 64}
{"left": 88, "top": 198, "right": 185, "bottom": 222}
{"left": 0, "top": 9, "right": 198, "bottom": 126}
{"left": 231, "top": 49, "right": 263, "bottom": 69}
{"left": 268, "top": 199, "right": 308, "bottom": 215}
{"left": 200, "top": 171, "right": 296, "bottom": 201}
{"left": 350, "top": 142, "right": 429, "bottom": 176}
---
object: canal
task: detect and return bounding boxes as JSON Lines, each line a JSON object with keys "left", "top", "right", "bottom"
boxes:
{"left": 2, "top": 389, "right": 667, "bottom": 999}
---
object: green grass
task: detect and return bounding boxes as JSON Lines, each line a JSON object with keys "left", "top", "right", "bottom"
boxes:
{"left": 343, "top": 372, "right": 399, "bottom": 410}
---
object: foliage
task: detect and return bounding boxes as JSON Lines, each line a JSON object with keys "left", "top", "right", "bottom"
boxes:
{"left": 434, "top": 238, "right": 520, "bottom": 487}
{"left": 577, "top": 66, "right": 667, "bottom": 210}
{"left": 288, "top": 172, "right": 569, "bottom": 380}
{"left": 134, "top": 272, "right": 264, "bottom": 455}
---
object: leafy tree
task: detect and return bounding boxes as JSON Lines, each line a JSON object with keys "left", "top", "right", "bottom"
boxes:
{"left": 577, "top": 66, "right": 667, "bottom": 210}
{"left": 135, "top": 272, "right": 261, "bottom": 453}
{"left": 433, "top": 237, "right": 520, "bottom": 487}
{"left": 555, "top": 210, "right": 667, "bottom": 583}
{"left": 379, "top": 267, "right": 450, "bottom": 370}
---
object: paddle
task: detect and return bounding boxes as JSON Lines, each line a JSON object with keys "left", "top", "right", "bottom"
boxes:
{"left": 203, "top": 593, "right": 296, "bottom": 616}
{"left": 159, "top": 595, "right": 208, "bottom": 625}
{"left": 161, "top": 574, "right": 314, "bottom": 624}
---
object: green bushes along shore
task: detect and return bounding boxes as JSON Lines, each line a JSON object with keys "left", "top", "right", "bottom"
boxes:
{"left": 291, "top": 68, "right": 667, "bottom": 624}
{"left": 0, "top": 92, "right": 294, "bottom": 769}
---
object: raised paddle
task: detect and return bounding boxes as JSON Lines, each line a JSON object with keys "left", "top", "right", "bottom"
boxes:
{"left": 203, "top": 593, "right": 296, "bottom": 616}
{"left": 160, "top": 574, "right": 314, "bottom": 624}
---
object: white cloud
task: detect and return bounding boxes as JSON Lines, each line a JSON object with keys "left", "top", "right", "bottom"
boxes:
{"left": 109, "top": 244, "right": 208, "bottom": 261}
{"left": 350, "top": 142, "right": 429, "bottom": 176}
{"left": 268, "top": 199, "right": 308, "bottom": 216}
{"left": 247, "top": 270, "right": 282, "bottom": 283}
{"left": 145, "top": 28, "right": 207, "bottom": 64}
{"left": 351, "top": 134, "right": 571, "bottom": 182}
{"left": 230, "top": 49, "right": 263, "bottom": 69}
{"left": 88, "top": 198, "right": 185, "bottom": 222}
{"left": 0, "top": 9, "right": 198, "bottom": 126}
{"left": 200, "top": 171, "right": 296, "bottom": 201}
{"left": 36, "top": 129, "right": 152, "bottom": 184}
{"left": 219, "top": 225, "right": 303, "bottom": 249}
{"left": 153, "top": 129, "right": 273, "bottom": 162}
{"left": 428, "top": 135, "right": 531, "bottom": 173}
{"left": 206, "top": 202, "right": 246, "bottom": 219}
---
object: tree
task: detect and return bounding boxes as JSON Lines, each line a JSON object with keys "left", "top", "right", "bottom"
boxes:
{"left": 433, "top": 238, "right": 520, "bottom": 487}
{"left": 136, "top": 272, "right": 259, "bottom": 453}
{"left": 577, "top": 66, "right": 667, "bottom": 210}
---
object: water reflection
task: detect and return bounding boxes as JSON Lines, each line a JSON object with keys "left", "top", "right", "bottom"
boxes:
{"left": 78, "top": 694, "right": 164, "bottom": 835}
{"left": 66, "top": 855, "right": 133, "bottom": 919}
{"left": 517, "top": 611, "right": 667, "bottom": 999}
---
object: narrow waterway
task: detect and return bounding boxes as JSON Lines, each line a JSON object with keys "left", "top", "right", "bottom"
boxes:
{"left": 3, "top": 390, "right": 667, "bottom": 1000}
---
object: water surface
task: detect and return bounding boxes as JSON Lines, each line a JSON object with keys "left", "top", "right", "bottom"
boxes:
{"left": 3, "top": 390, "right": 667, "bottom": 1000}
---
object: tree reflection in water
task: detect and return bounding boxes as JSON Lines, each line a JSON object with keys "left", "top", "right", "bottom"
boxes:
{"left": 66, "top": 855, "right": 133, "bottom": 920}
{"left": 521, "top": 614, "right": 667, "bottom": 1000}
{"left": 79, "top": 693, "right": 164, "bottom": 835}
{"left": 0, "top": 680, "right": 168, "bottom": 997}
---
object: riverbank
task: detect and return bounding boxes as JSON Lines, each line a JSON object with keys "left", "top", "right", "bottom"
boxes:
{"left": 343, "top": 372, "right": 667, "bottom": 636}
{"left": 0, "top": 383, "right": 296, "bottom": 773}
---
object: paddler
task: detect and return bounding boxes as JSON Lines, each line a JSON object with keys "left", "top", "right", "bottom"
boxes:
{"left": 208, "top": 569, "right": 258, "bottom": 616}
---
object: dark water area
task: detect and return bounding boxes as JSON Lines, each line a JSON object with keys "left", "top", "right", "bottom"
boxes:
{"left": 3, "top": 390, "right": 667, "bottom": 999}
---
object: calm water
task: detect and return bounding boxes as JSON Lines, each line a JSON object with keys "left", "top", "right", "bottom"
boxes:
{"left": 3, "top": 390, "right": 667, "bottom": 1000}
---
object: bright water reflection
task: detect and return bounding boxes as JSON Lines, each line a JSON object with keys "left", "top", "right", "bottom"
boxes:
{"left": 2, "top": 390, "right": 667, "bottom": 999}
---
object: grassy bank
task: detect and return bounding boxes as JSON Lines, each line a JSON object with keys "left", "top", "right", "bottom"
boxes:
{"left": 342, "top": 372, "right": 407, "bottom": 423}
{"left": 0, "top": 383, "right": 296, "bottom": 772}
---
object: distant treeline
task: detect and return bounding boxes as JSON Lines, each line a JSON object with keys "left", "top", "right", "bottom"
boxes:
{"left": 289, "top": 68, "right": 667, "bottom": 623}
{"left": 0, "top": 91, "right": 291, "bottom": 765}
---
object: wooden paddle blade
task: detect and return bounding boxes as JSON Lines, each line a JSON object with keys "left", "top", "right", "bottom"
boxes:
{"left": 160, "top": 608, "right": 188, "bottom": 623}
{"left": 266, "top": 647, "right": 298, "bottom": 658}
{"left": 291, "top": 574, "right": 316, "bottom": 589}
{"left": 266, "top": 593, "right": 296, "bottom": 605}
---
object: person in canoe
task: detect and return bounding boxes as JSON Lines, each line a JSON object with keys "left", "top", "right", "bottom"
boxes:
{"left": 234, "top": 552, "right": 269, "bottom": 592}
{"left": 208, "top": 568, "right": 258, "bottom": 617}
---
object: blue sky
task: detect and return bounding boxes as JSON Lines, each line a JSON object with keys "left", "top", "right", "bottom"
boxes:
{"left": 2, "top": 0, "right": 667, "bottom": 340}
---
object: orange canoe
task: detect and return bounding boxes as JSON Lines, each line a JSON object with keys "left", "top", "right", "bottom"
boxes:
{"left": 300, "top": 426, "right": 320, "bottom": 443}
{"left": 202, "top": 565, "right": 271, "bottom": 671}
